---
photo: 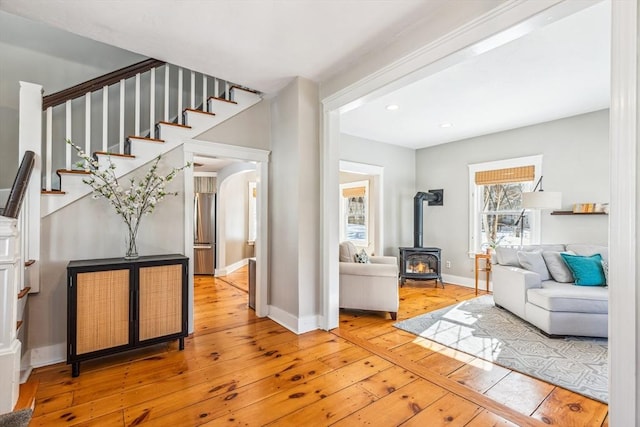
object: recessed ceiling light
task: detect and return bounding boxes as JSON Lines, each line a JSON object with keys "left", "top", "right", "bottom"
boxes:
{"left": 386, "top": 104, "right": 399, "bottom": 111}
{"left": 440, "top": 122, "right": 453, "bottom": 128}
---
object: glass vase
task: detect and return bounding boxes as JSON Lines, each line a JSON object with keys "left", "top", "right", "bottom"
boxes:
{"left": 125, "top": 226, "right": 139, "bottom": 260}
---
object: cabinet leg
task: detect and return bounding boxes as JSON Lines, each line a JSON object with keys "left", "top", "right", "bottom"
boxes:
{"left": 72, "top": 363, "right": 80, "bottom": 377}
{"left": 179, "top": 337, "right": 185, "bottom": 351}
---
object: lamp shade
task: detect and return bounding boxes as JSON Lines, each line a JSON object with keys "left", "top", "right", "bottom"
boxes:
{"left": 522, "top": 191, "right": 562, "bottom": 210}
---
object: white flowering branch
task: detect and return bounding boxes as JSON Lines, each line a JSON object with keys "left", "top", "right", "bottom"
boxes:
{"left": 66, "top": 139, "right": 191, "bottom": 256}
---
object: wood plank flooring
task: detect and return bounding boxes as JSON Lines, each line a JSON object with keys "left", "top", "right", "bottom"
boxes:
{"left": 28, "top": 269, "right": 608, "bottom": 426}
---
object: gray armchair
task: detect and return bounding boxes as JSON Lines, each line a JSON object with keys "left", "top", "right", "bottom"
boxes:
{"left": 339, "top": 241, "right": 399, "bottom": 320}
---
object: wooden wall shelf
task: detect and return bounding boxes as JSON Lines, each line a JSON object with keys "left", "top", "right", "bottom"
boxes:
{"left": 550, "top": 211, "right": 608, "bottom": 215}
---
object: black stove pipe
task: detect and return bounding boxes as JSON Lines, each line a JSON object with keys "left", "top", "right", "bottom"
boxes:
{"left": 413, "top": 190, "right": 443, "bottom": 247}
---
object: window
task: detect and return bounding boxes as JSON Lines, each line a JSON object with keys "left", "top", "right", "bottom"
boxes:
{"left": 468, "top": 155, "right": 542, "bottom": 254}
{"left": 340, "top": 180, "right": 369, "bottom": 246}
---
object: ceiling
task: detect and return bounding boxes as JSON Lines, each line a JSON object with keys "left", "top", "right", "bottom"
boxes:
{"left": 0, "top": 0, "right": 610, "bottom": 153}
{"left": 0, "top": 0, "right": 450, "bottom": 94}
{"left": 193, "top": 156, "right": 238, "bottom": 173}
{"left": 341, "top": 1, "right": 610, "bottom": 149}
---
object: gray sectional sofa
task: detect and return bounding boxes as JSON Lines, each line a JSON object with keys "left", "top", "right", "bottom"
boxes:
{"left": 492, "top": 244, "right": 608, "bottom": 338}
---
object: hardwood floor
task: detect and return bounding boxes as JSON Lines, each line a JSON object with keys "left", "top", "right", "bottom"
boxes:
{"left": 28, "top": 269, "right": 609, "bottom": 426}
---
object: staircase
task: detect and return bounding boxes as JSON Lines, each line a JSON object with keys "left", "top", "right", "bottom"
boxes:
{"left": 33, "top": 60, "right": 261, "bottom": 216}
{"left": 4, "top": 59, "right": 261, "bottom": 414}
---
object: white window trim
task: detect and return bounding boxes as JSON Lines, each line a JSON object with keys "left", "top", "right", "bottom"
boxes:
{"left": 339, "top": 179, "right": 369, "bottom": 247}
{"left": 467, "top": 155, "right": 543, "bottom": 256}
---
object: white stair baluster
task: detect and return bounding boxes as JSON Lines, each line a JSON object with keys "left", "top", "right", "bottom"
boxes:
{"left": 190, "top": 71, "right": 195, "bottom": 109}
{"left": 225, "top": 81, "right": 230, "bottom": 101}
{"left": 119, "top": 79, "right": 125, "bottom": 154}
{"left": 85, "top": 92, "right": 91, "bottom": 167}
{"left": 135, "top": 73, "right": 140, "bottom": 136}
{"left": 178, "top": 68, "right": 183, "bottom": 124}
{"left": 202, "top": 75, "right": 207, "bottom": 112}
{"left": 214, "top": 79, "right": 219, "bottom": 99}
{"left": 65, "top": 100, "right": 71, "bottom": 170}
{"left": 164, "top": 65, "right": 169, "bottom": 122}
{"left": 102, "top": 86, "right": 108, "bottom": 152}
{"left": 149, "top": 68, "right": 155, "bottom": 136}
{"left": 45, "top": 106, "right": 52, "bottom": 191}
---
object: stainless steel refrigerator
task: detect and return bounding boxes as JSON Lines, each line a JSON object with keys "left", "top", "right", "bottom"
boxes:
{"left": 194, "top": 193, "right": 216, "bottom": 274}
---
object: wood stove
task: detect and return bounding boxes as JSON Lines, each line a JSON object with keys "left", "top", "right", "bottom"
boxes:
{"left": 399, "top": 190, "right": 444, "bottom": 287}
{"left": 399, "top": 247, "right": 442, "bottom": 286}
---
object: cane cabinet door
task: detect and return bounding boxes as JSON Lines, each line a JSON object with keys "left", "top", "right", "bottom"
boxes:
{"left": 138, "top": 264, "right": 182, "bottom": 341}
{"left": 75, "top": 269, "right": 130, "bottom": 355}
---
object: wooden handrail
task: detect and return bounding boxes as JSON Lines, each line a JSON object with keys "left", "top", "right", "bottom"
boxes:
{"left": 3, "top": 150, "right": 35, "bottom": 219}
{"left": 42, "top": 58, "right": 165, "bottom": 110}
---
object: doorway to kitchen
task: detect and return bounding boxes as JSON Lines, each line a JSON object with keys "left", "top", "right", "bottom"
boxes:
{"left": 183, "top": 140, "right": 270, "bottom": 331}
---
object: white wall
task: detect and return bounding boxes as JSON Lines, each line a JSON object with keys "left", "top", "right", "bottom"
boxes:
{"left": 415, "top": 109, "right": 609, "bottom": 281}
{"left": 0, "top": 11, "right": 145, "bottom": 188}
{"left": 29, "top": 147, "right": 186, "bottom": 366}
{"left": 269, "top": 77, "right": 320, "bottom": 330}
{"left": 222, "top": 170, "right": 255, "bottom": 266}
{"left": 196, "top": 100, "right": 270, "bottom": 151}
{"left": 340, "top": 134, "right": 416, "bottom": 256}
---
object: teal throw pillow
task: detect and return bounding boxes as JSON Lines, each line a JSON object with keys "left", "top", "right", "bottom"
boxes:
{"left": 560, "top": 253, "right": 605, "bottom": 286}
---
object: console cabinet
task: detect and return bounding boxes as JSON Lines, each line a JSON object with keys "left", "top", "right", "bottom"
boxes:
{"left": 67, "top": 254, "right": 188, "bottom": 377}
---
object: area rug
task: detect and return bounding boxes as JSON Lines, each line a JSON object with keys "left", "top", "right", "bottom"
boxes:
{"left": 394, "top": 295, "right": 608, "bottom": 403}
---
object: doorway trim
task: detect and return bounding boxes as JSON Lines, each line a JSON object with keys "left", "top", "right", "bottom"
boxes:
{"left": 321, "top": 0, "right": 596, "bottom": 330}
{"left": 183, "top": 139, "right": 270, "bottom": 331}
{"left": 322, "top": 0, "right": 638, "bottom": 423}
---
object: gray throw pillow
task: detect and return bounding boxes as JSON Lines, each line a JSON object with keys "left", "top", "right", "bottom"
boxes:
{"left": 517, "top": 250, "right": 551, "bottom": 281}
{"left": 495, "top": 247, "right": 520, "bottom": 266}
{"left": 542, "top": 250, "right": 576, "bottom": 283}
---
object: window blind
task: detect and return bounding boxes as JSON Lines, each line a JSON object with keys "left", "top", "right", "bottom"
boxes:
{"left": 475, "top": 165, "right": 535, "bottom": 185}
{"left": 342, "top": 186, "right": 366, "bottom": 198}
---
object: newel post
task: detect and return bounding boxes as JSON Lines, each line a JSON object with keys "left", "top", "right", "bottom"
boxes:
{"left": 18, "top": 81, "right": 42, "bottom": 293}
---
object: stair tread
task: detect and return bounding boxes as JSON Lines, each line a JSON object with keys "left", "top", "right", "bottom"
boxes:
{"left": 184, "top": 108, "right": 216, "bottom": 117}
{"left": 25, "top": 259, "right": 35, "bottom": 267}
{"left": 14, "top": 380, "right": 39, "bottom": 411}
{"left": 41, "top": 190, "right": 66, "bottom": 195}
{"left": 57, "top": 169, "right": 90, "bottom": 176}
{"left": 127, "top": 136, "right": 165, "bottom": 143}
{"left": 95, "top": 151, "right": 135, "bottom": 158}
{"left": 208, "top": 95, "right": 238, "bottom": 105}
{"left": 18, "top": 287, "right": 31, "bottom": 299}
{"left": 157, "top": 121, "right": 192, "bottom": 129}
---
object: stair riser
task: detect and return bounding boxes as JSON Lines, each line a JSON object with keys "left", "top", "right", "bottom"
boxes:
{"left": 94, "top": 155, "right": 136, "bottom": 172}
{"left": 182, "top": 111, "right": 226, "bottom": 132}
{"left": 58, "top": 174, "right": 90, "bottom": 192}
{"left": 206, "top": 99, "right": 245, "bottom": 119}
{"left": 232, "top": 88, "right": 261, "bottom": 106}
{"left": 16, "top": 297, "right": 27, "bottom": 325}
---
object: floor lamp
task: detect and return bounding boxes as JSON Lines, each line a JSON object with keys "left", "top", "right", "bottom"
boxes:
{"left": 514, "top": 176, "right": 562, "bottom": 247}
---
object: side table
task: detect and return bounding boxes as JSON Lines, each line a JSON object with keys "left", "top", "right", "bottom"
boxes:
{"left": 474, "top": 253, "right": 491, "bottom": 295}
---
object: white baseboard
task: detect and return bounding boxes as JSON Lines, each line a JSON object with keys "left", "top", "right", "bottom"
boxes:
{"left": 29, "top": 342, "right": 65, "bottom": 369}
{"left": 442, "top": 273, "right": 493, "bottom": 292}
{"left": 19, "top": 366, "right": 33, "bottom": 384}
{"left": 215, "top": 258, "right": 249, "bottom": 277}
{"left": 268, "top": 305, "right": 319, "bottom": 334}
